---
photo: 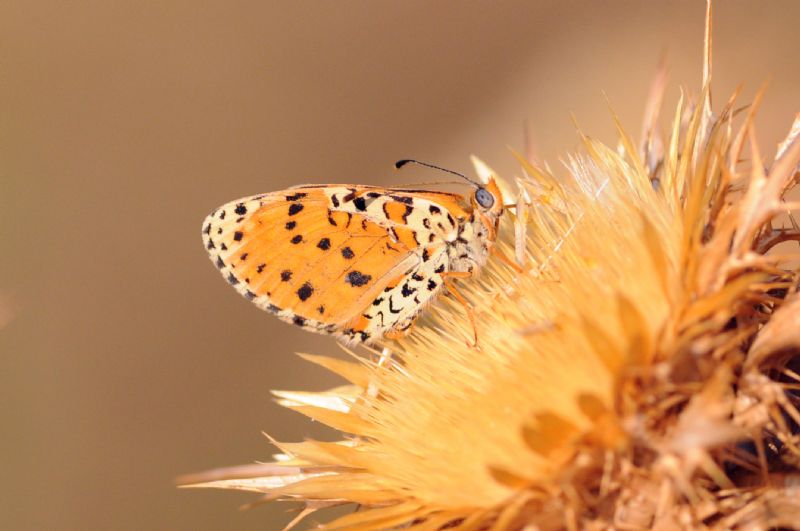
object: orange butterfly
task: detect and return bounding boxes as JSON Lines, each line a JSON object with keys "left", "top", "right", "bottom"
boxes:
{"left": 201, "top": 161, "right": 506, "bottom": 344}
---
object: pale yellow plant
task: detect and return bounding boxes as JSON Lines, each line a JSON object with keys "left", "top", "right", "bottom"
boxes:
{"left": 180, "top": 4, "right": 800, "bottom": 529}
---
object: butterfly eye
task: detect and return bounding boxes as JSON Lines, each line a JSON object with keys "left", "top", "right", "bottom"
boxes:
{"left": 475, "top": 187, "right": 495, "bottom": 209}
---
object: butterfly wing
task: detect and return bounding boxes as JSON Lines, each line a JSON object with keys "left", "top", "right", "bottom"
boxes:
{"left": 202, "top": 186, "right": 460, "bottom": 342}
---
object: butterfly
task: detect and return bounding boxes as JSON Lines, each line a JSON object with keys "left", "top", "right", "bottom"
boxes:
{"left": 201, "top": 160, "right": 508, "bottom": 344}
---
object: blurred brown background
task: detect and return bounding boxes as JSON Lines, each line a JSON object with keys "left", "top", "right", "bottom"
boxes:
{"left": 2, "top": 1, "right": 798, "bottom": 529}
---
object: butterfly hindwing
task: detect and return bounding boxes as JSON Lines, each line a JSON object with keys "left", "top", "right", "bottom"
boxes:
{"left": 344, "top": 244, "right": 449, "bottom": 340}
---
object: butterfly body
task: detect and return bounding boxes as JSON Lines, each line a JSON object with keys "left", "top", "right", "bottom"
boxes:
{"left": 202, "top": 179, "right": 503, "bottom": 343}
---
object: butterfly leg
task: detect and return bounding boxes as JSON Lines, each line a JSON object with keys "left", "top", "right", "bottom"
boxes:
{"left": 383, "top": 318, "right": 418, "bottom": 340}
{"left": 440, "top": 271, "right": 479, "bottom": 347}
{"left": 490, "top": 245, "right": 525, "bottom": 273}
{"left": 357, "top": 347, "right": 394, "bottom": 449}
{"left": 366, "top": 346, "right": 394, "bottom": 399}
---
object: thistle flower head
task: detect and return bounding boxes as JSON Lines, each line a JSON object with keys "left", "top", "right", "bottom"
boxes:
{"left": 181, "top": 8, "right": 800, "bottom": 529}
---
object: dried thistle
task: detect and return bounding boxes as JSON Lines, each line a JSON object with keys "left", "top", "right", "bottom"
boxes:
{"left": 180, "top": 4, "right": 800, "bottom": 529}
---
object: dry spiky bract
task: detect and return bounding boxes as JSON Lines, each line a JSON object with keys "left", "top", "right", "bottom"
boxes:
{"left": 181, "top": 10, "right": 800, "bottom": 531}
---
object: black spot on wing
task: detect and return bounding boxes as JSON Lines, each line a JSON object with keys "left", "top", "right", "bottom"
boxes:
{"left": 215, "top": 257, "right": 225, "bottom": 269}
{"left": 257, "top": 263, "right": 266, "bottom": 273}
{"left": 331, "top": 194, "right": 340, "bottom": 207}
{"left": 297, "top": 282, "right": 314, "bottom": 301}
{"left": 286, "top": 192, "right": 307, "bottom": 201}
{"left": 429, "top": 205, "right": 441, "bottom": 215}
{"left": 281, "top": 270, "right": 292, "bottom": 281}
{"left": 245, "top": 290, "right": 256, "bottom": 300}
{"left": 234, "top": 204, "right": 247, "bottom": 215}
{"left": 285, "top": 220, "right": 296, "bottom": 230}
{"left": 233, "top": 231, "right": 243, "bottom": 242}
{"left": 203, "top": 223, "right": 211, "bottom": 235}
{"left": 317, "top": 305, "right": 325, "bottom": 314}
{"left": 288, "top": 203, "right": 304, "bottom": 216}
{"left": 345, "top": 271, "right": 371, "bottom": 287}
{"left": 390, "top": 195, "right": 413, "bottom": 204}
{"left": 353, "top": 196, "right": 367, "bottom": 211}
{"left": 401, "top": 283, "right": 416, "bottom": 297}
{"left": 317, "top": 238, "right": 331, "bottom": 250}
{"left": 341, "top": 247, "right": 354, "bottom": 259}
{"left": 402, "top": 204, "right": 414, "bottom": 223}
{"left": 427, "top": 279, "right": 437, "bottom": 290}
{"left": 291, "top": 235, "right": 303, "bottom": 244}
{"left": 435, "top": 264, "right": 445, "bottom": 273}
{"left": 227, "top": 273, "right": 239, "bottom": 285}
{"left": 293, "top": 316, "right": 306, "bottom": 326}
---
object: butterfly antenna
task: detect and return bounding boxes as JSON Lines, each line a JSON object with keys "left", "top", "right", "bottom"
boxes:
{"left": 395, "top": 159, "right": 480, "bottom": 187}
{"left": 390, "top": 179, "right": 465, "bottom": 188}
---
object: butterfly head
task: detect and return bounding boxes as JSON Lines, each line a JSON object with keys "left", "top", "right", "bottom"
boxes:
{"left": 471, "top": 177, "right": 504, "bottom": 218}
{"left": 469, "top": 177, "right": 504, "bottom": 243}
